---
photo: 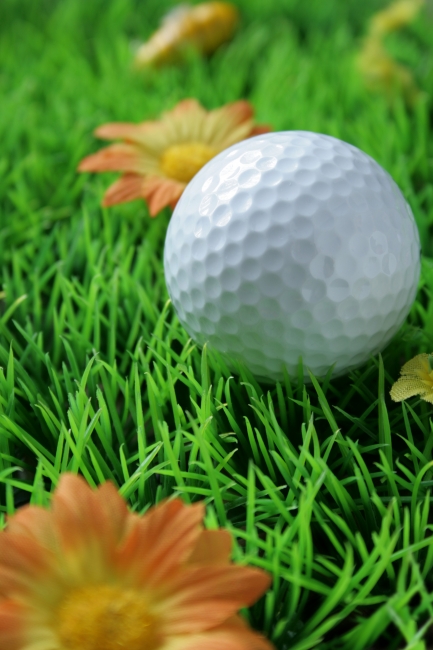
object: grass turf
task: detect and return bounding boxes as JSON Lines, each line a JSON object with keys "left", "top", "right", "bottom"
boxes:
{"left": 1, "top": 0, "right": 433, "bottom": 647}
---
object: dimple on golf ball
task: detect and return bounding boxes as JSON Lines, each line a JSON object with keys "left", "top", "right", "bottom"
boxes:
{"left": 163, "top": 131, "right": 420, "bottom": 382}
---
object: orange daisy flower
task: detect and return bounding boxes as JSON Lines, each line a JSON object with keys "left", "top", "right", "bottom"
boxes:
{"left": 0, "top": 473, "right": 273, "bottom": 650}
{"left": 78, "top": 99, "right": 271, "bottom": 216}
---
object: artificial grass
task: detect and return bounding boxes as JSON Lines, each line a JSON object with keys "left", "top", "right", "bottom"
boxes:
{"left": 1, "top": 0, "right": 433, "bottom": 647}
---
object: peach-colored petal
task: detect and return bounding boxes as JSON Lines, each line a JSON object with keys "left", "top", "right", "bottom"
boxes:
{"left": 186, "top": 530, "right": 232, "bottom": 566}
{"left": 6, "top": 507, "right": 57, "bottom": 552}
{"left": 78, "top": 144, "right": 143, "bottom": 173}
{"left": 102, "top": 173, "right": 145, "bottom": 206}
{"left": 94, "top": 122, "right": 152, "bottom": 141}
{"left": 0, "top": 600, "right": 31, "bottom": 650}
{"left": 222, "top": 100, "right": 254, "bottom": 126}
{"left": 0, "top": 526, "right": 64, "bottom": 610}
{"left": 168, "top": 99, "right": 205, "bottom": 117}
{"left": 116, "top": 499, "right": 205, "bottom": 588}
{"left": 160, "top": 565, "right": 271, "bottom": 633}
{"left": 0, "top": 600, "right": 60, "bottom": 650}
{"left": 146, "top": 181, "right": 184, "bottom": 216}
{"left": 51, "top": 474, "right": 133, "bottom": 585}
{"left": 93, "top": 481, "right": 132, "bottom": 542}
{"left": 52, "top": 475, "right": 115, "bottom": 549}
{"left": 142, "top": 176, "right": 185, "bottom": 216}
{"left": 0, "top": 532, "right": 56, "bottom": 599}
{"left": 161, "top": 615, "right": 273, "bottom": 650}
{"left": 0, "top": 564, "right": 56, "bottom": 606}
{"left": 249, "top": 125, "right": 272, "bottom": 136}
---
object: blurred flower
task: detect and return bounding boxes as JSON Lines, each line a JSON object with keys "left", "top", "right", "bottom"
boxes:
{"left": 78, "top": 99, "right": 271, "bottom": 216}
{"left": 390, "top": 353, "right": 433, "bottom": 403}
{"left": 134, "top": 2, "right": 239, "bottom": 68}
{"left": 368, "top": 0, "right": 425, "bottom": 36}
{"left": 0, "top": 473, "right": 273, "bottom": 650}
{"left": 357, "top": 35, "right": 420, "bottom": 105}
{"left": 357, "top": 0, "right": 424, "bottom": 105}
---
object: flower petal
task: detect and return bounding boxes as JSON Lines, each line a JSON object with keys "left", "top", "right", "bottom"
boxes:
{"left": 142, "top": 176, "right": 185, "bottom": 216}
{"left": 160, "top": 565, "right": 271, "bottom": 633}
{"left": 0, "top": 531, "right": 56, "bottom": 600}
{"left": 161, "top": 615, "right": 273, "bottom": 650}
{"left": 0, "top": 599, "right": 60, "bottom": 650}
{"left": 205, "top": 101, "right": 269, "bottom": 148}
{"left": 390, "top": 354, "right": 433, "bottom": 402}
{"left": 5, "top": 507, "right": 57, "bottom": 551}
{"left": 51, "top": 474, "right": 133, "bottom": 584}
{"left": 420, "top": 390, "right": 433, "bottom": 404}
{"left": 78, "top": 144, "right": 143, "bottom": 173}
{"left": 390, "top": 378, "right": 430, "bottom": 402}
{"left": 116, "top": 499, "right": 205, "bottom": 588}
{"left": 102, "top": 174, "right": 185, "bottom": 217}
{"left": 222, "top": 100, "right": 254, "bottom": 125}
{"left": 0, "top": 600, "right": 29, "bottom": 650}
{"left": 0, "top": 475, "right": 134, "bottom": 603}
{"left": 217, "top": 122, "right": 257, "bottom": 150}
{"left": 142, "top": 102, "right": 207, "bottom": 152}
{"left": 186, "top": 530, "right": 232, "bottom": 566}
{"left": 102, "top": 174, "right": 145, "bottom": 206}
{"left": 94, "top": 122, "right": 152, "bottom": 142}
{"left": 168, "top": 99, "right": 205, "bottom": 117}
{"left": 249, "top": 124, "right": 272, "bottom": 136}
{"left": 369, "top": 0, "right": 425, "bottom": 36}
{"left": 399, "top": 353, "right": 429, "bottom": 376}
{"left": 93, "top": 480, "right": 132, "bottom": 543}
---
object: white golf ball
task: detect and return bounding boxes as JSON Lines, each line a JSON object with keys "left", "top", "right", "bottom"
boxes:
{"left": 164, "top": 131, "right": 420, "bottom": 382}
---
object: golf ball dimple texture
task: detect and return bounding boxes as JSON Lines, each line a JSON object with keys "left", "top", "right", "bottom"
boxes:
{"left": 164, "top": 131, "right": 420, "bottom": 382}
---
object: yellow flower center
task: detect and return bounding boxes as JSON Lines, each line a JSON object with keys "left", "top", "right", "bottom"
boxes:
{"left": 160, "top": 142, "right": 218, "bottom": 183}
{"left": 55, "top": 584, "right": 160, "bottom": 650}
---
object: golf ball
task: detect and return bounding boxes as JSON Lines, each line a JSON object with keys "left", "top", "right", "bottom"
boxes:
{"left": 164, "top": 131, "right": 420, "bottom": 382}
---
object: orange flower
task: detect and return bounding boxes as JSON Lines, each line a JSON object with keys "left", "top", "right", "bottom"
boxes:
{"left": 78, "top": 99, "right": 271, "bottom": 216}
{"left": 0, "top": 473, "right": 273, "bottom": 650}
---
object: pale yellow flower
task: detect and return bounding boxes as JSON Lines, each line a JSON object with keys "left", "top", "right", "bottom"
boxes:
{"left": 356, "top": 35, "right": 420, "bottom": 105}
{"left": 390, "top": 354, "right": 433, "bottom": 403}
{"left": 369, "top": 0, "right": 425, "bottom": 36}
{"left": 78, "top": 99, "right": 271, "bottom": 216}
{"left": 357, "top": 0, "right": 424, "bottom": 105}
{"left": 0, "top": 473, "right": 273, "bottom": 650}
